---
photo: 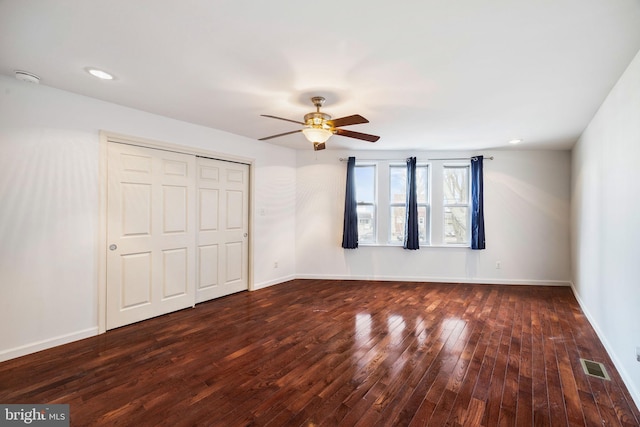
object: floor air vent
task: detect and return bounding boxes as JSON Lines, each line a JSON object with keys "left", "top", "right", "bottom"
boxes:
{"left": 580, "top": 358, "right": 610, "bottom": 380}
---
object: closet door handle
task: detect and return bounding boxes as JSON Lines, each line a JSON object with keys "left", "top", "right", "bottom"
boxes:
{"left": 109, "top": 244, "right": 117, "bottom": 251}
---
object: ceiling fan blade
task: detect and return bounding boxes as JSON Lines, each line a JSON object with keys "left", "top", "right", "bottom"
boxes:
{"left": 261, "top": 114, "right": 305, "bottom": 125}
{"left": 258, "top": 129, "right": 302, "bottom": 141}
{"left": 327, "top": 114, "right": 369, "bottom": 128}
{"left": 335, "top": 128, "right": 380, "bottom": 142}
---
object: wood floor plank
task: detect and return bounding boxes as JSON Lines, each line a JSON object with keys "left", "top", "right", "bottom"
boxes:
{"left": 1, "top": 280, "right": 638, "bottom": 426}
{"left": 531, "top": 295, "right": 553, "bottom": 427}
{"left": 499, "top": 297, "right": 523, "bottom": 427}
{"left": 439, "top": 298, "right": 496, "bottom": 426}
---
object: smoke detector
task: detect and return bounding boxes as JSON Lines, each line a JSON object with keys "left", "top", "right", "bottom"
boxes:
{"left": 15, "top": 70, "right": 40, "bottom": 84}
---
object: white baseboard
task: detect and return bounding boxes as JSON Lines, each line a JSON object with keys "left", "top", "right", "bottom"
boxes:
{"left": 569, "top": 283, "right": 640, "bottom": 410}
{"left": 294, "top": 273, "right": 571, "bottom": 287}
{"left": 252, "top": 274, "right": 296, "bottom": 290}
{"left": 0, "top": 327, "right": 99, "bottom": 363}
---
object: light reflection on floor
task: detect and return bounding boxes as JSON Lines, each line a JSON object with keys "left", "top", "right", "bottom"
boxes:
{"left": 353, "top": 312, "right": 468, "bottom": 373}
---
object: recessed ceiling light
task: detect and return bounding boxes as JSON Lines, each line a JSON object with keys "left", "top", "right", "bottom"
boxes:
{"left": 14, "top": 70, "right": 40, "bottom": 84}
{"left": 86, "top": 67, "right": 114, "bottom": 80}
{"left": 508, "top": 139, "right": 523, "bottom": 145}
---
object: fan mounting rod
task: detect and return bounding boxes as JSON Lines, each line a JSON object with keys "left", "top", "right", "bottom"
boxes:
{"left": 311, "top": 96, "right": 325, "bottom": 111}
{"left": 304, "top": 96, "right": 331, "bottom": 125}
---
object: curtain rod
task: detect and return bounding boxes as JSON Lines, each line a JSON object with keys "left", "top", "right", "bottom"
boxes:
{"left": 339, "top": 156, "right": 494, "bottom": 162}
{"left": 430, "top": 156, "right": 494, "bottom": 161}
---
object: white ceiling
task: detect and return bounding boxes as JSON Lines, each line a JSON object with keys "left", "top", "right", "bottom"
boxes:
{"left": 1, "top": 0, "right": 640, "bottom": 151}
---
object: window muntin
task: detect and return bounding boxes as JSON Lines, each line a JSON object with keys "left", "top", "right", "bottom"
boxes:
{"left": 355, "top": 165, "right": 376, "bottom": 243}
{"left": 443, "top": 165, "right": 470, "bottom": 244}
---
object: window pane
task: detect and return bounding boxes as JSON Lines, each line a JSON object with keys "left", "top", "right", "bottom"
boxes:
{"left": 357, "top": 205, "right": 375, "bottom": 242}
{"left": 416, "top": 166, "right": 428, "bottom": 203}
{"left": 417, "top": 206, "right": 428, "bottom": 242}
{"left": 389, "top": 166, "right": 406, "bottom": 204}
{"left": 391, "top": 165, "right": 428, "bottom": 204}
{"left": 443, "top": 167, "right": 469, "bottom": 204}
{"left": 389, "top": 206, "right": 405, "bottom": 243}
{"left": 390, "top": 206, "right": 428, "bottom": 243}
{"left": 355, "top": 165, "right": 375, "bottom": 202}
{"left": 444, "top": 207, "right": 469, "bottom": 244}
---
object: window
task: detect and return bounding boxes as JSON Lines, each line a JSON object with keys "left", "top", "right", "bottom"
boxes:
{"left": 355, "top": 164, "right": 376, "bottom": 244}
{"left": 352, "top": 159, "right": 471, "bottom": 247}
{"left": 389, "top": 165, "right": 429, "bottom": 244}
{"left": 443, "top": 165, "right": 470, "bottom": 244}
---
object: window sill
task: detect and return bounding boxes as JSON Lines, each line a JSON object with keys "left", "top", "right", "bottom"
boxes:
{"left": 357, "top": 243, "right": 470, "bottom": 249}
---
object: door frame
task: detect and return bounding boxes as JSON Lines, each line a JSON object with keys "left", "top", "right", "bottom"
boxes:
{"left": 98, "top": 131, "right": 255, "bottom": 334}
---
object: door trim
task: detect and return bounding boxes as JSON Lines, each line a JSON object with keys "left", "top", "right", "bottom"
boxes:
{"left": 98, "top": 131, "right": 255, "bottom": 334}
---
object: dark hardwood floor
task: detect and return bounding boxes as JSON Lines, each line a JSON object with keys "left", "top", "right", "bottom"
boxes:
{"left": 1, "top": 280, "right": 638, "bottom": 426}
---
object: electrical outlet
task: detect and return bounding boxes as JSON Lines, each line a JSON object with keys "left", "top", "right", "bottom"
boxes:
{"left": 274, "top": 261, "right": 278, "bottom": 269}
{"left": 495, "top": 261, "right": 501, "bottom": 270}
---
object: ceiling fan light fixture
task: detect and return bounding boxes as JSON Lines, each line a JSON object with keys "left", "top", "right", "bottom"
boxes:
{"left": 259, "top": 96, "right": 379, "bottom": 149}
{"left": 302, "top": 127, "right": 333, "bottom": 143}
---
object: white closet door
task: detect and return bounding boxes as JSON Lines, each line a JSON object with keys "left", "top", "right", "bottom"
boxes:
{"left": 196, "top": 157, "right": 249, "bottom": 303}
{"left": 106, "top": 143, "right": 196, "bottom": 329}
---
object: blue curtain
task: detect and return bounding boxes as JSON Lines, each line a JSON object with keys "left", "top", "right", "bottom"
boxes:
{"left": 471, "top": 156, "right": 486, "bottom": 249}
{"left": 342, "top": 156, "right": 358, "bottom": 249}
{"left": 404, "top": 157, "right": 420, "bottom": 250}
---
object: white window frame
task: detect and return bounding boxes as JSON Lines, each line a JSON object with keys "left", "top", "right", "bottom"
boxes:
{"left": 354, "top": 163, "right": 377, "bottom": 244}
{"left": 354, "top": 160, "right": 431, "bottom": 246}
{"left": 388, "top": 163, "right": 430, "bottom": 245}
{"left": 442, "top": 164, "right": 471, "bottom": 245}
{"left": 388, "top": 163, "right": 407, "bottom": 245}
{"left": 352, "top": 159, "right": 474, "bottom": 248}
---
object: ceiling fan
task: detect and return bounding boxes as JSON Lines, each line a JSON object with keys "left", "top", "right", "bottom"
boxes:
{"left": 259, "top": 96, "right": 380, "bottom": 151}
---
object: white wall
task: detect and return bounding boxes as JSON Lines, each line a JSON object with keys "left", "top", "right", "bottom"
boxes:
{"left": 296, "top": 149, "right": 571, "bottom": 285}
{"left": 0, "top": 75, "right": 297, "bottom": 360}
{"left": 0, "top": 69, "right": 594, "bottom": 386}
{"left": 571, "top": 49, "right": 640, "bottom": 407}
